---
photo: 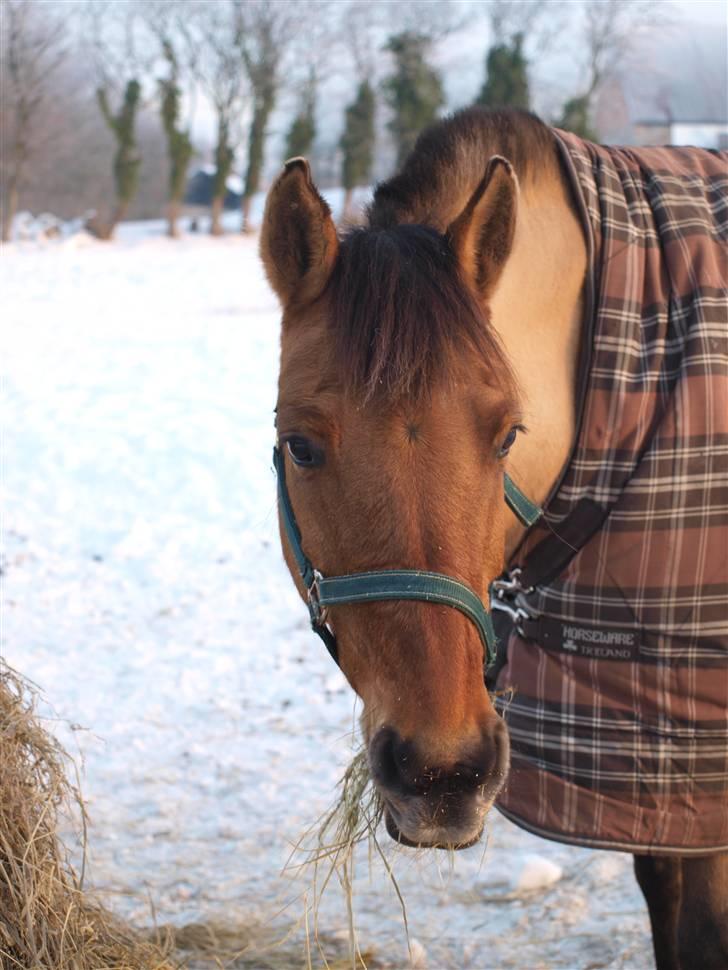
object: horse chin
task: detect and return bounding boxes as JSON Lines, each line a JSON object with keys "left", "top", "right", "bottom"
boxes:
{"left": 383, "top": 805, "right": 484, "bottom": 851}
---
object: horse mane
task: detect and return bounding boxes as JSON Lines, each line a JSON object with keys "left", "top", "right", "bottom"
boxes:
{"left": 369, "top": 107, "right": 557, "bottom": 231}
{"left": 330, "top": 108, "right": 557, "bottom": 403}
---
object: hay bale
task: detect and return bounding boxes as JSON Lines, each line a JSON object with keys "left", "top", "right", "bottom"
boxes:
{"left": 0, "top": 662, "right": 174, "bottom": 969}
{"left": 0, "top": 661, "right": 411, "bottom": 968}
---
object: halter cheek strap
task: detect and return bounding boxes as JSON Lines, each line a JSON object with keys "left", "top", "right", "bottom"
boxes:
{"left": 504, "top": 474, "right": 541, "bottom": 527}
{"left": 273, "top": 446, "right": 541, "bottom": 670}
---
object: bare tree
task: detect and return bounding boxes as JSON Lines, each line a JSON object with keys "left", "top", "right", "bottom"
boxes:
{"left": 389, "top": 0, "right": 468, "bottom": 41}
{"left": 85, "top": 1, "right": 155, "bottom": 239}
{"left": 557, "top": 0, "right": 665, "bottom": 138}
{"left": 191, "top": 0, "right": 247, "bottom": 236}
{"left": 486, "top": 0, "right": 567, "bottom": 54}
{"left": 338, "top": 0, "right": 384, "bottom": 221}
{"left": 0, "top": 0, "right": 67, "bottom": 241}
{"left": 281, "top": 1, "right": 341, "bottom": 163}
{"left": 344, "top": 0, "right": 384, "bottom": 83}
{"left": 236, "top": 0, "right": 297, "bottom": 233}
{"left": 146, "top": 0, "right": 197, "bottom": 237}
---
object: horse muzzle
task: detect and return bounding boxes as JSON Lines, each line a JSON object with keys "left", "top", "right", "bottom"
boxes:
{"left": 368, "top": 721, "right": 510, "bottom": 850}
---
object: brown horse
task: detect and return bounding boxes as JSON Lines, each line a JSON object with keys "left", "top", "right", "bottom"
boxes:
{"left": 260, "top": 108, "right": 728, "bottom": 970}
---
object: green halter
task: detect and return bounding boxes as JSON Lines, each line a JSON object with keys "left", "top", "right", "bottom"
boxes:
{"left": 273, "top": 445, "right": 541, "bottom": 670}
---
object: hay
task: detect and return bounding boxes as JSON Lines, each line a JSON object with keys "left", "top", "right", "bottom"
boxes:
{"left": 0, "top": 659, "right": 426, "bottom": 968}
{"left": 167, "top": 919, "right": 380, "bottom": 969}
{"left": 0, "top": 660, "right": 393, "bottom": 970}
{"left": 288, "top": 704, "right": 517, "bottom": 969}
{"left": 286, "top": 748, "right": 411, "bottom": 970}
{"left": 0, "top": 662, "right": 174, "bottom": 970}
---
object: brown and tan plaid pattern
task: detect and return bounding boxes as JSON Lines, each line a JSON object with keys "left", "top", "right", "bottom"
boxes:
{"left": 495, "top": 131, "right": 728, "bottom": 854}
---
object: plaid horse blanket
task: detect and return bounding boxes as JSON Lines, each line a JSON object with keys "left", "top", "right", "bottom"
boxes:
{"left": 494, "top": 131, "right": 728, "bottom": 854}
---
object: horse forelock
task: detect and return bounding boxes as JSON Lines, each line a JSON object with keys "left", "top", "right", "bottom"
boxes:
{"left": 328, "top": 224, "right": 515, "bottom": 406}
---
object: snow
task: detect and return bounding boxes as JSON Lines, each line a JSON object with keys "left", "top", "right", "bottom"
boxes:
{"left": 514, "top": 855, "right": 563, "bottom": 893}
{"left": 1, "top": 225, "right": 653, "bottom": 968}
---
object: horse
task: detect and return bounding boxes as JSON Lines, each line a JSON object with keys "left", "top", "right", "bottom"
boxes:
{"left": 260, "top": 107, "right": 728, "bottom": 970}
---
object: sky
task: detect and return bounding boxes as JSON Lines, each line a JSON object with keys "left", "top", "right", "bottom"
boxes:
{"left": 265, "top": 0, "right": 727, "bottom": 178}
{"left": 673, "top": 0, "right": 726, "bottom": 23}
{"left": 59, "top": 0, "right": 727, "bottom": 176}
{"left": 256, "top": 0, "right": 727, "bottom": 180}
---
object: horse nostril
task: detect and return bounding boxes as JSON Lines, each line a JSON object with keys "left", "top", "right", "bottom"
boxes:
{"left": 479, "top": 717, "right": 510, "bottom": 798}
{"left": 369, "top": 727, "right": 418, "bottom": 793}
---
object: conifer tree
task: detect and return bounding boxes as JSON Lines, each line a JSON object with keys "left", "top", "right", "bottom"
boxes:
{"left": 96, "top": 79, "right": 142, "bottom": 239}
{"left": 284, "top": 72, "right": 316, "bottom": 160}
{"left": 556, "top": 94, "right": 597, "bottom": 141}
{"left": 340, "top": 79, "right": 375, "bottom": 221}
{"left": 159, "top": 40, "right": 193, "bottom": 238}
{"left": 382, "top": 32, "right": 444, "bottom": 167}
{"left": 284, "top": 107, "right": 315, "bottom": 161}
{"left": 476, "top": 33, "right": 529, "bottom": 110}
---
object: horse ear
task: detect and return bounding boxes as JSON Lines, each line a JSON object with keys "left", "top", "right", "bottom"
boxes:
{"left": 447, "top": 155, "right": 518, "bottom": 298}
{"left": 260, "top": 157, "right": 339, "bottom": 309}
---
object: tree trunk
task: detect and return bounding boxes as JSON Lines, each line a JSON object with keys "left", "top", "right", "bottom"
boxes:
{"left": 1, "top": 178, "right": 19, "bottom": 243}
{"left": 94, "top": 201, "right": 129, "bottom": 241}
{"left": 167, "top": 198, "right": 181, "bottom": 238}
{"left": 340, "top": 187, "right": 354, "bottom": 225}
{"left": 241, "top": 195, "right": 253, "bottom": 234}
{"left": 242, "top": 88, "right": 276, "bottom": 234}
{"left": 107, "top": 201, "right": 130, "bottom": 240}
{"left": 210, "top": 195, "right": 224, "bottom": 236}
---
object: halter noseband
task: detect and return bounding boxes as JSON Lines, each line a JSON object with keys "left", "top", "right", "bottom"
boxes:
{"left": 273, "top": 445, "right": 541, "bottom": 671}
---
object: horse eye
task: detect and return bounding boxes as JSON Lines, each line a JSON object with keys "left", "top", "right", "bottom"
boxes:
{"left": 498, "top": 426, "right": 519, "bottom": 458}
{"left": 286, "top": 437, "right": 320, "bottom": 467}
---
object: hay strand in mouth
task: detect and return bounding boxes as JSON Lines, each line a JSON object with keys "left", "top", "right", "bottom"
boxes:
{"left": 285, "top": 745, "right": 412, "bottom": 969}
{"left": 0, "top": 662, "right": 174, "bottom": 969}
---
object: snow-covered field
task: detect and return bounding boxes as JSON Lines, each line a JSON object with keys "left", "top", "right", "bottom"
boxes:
{"left": 1, "top": 222, "right": 654, "bottom": 969}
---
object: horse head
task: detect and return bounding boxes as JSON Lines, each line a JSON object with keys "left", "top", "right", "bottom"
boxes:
{"left": 261, "top": 155, "right": 522, "bottom": 850}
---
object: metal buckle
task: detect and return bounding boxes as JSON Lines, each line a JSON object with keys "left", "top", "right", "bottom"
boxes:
{"left": 490, "top": 568, "right": 535, "bottom": 638}
{"left": 491, "top": 596, "right": 520, "bottom": 620}
{"left": 491, "top": 567, "right": 534, "bottom": 599}
{"left": 307, "top": 569, "right": 328, "bottom": 625}
{"left": 491, "top": 597, "right": 530, "bottom": 629}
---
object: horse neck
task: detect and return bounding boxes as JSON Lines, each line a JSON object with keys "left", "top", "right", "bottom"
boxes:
{"left": 489, "top": 171, "right": 588, "bottom": 558}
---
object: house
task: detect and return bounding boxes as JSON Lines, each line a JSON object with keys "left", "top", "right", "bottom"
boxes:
{"left": 632, "top": 120, "right": 728, "bottom": 150}
{"left": 185, "top": 167, "right": 243, "bottom": 209}
{"left": 595, "top": 22, "right": 727, "bottom": 149}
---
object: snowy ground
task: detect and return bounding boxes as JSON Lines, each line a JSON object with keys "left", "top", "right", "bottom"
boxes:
{"left": 1, "top": 220, "right": 654, "bottom": 969}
